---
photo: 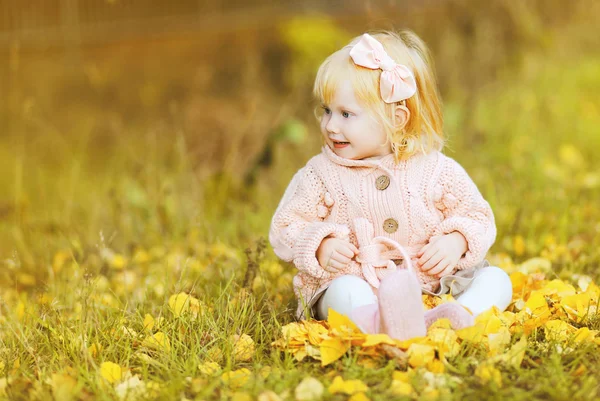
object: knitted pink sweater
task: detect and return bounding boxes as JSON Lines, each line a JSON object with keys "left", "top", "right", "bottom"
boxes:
{"left": 270, "top": 146, "right": 496, "bottom": 318}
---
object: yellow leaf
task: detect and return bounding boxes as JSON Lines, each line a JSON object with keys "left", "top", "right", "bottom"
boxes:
{"left": 320, "top": 338, "right": 350, "bottom": 367}
{"left": 427, "top": 328, "right": 460, "bottom": 358}
{"left": 513, "top": 235, "right": 525, "bottom": 256}
{"left": 544, "top": 320, "right": 575, "bottom": 341}
{"left": 114, "top": 376, "right": 148, "bottom": 400}
{"left": 584, "top": 281, "right": 600, "bottom": 299}
{"left": 362, "top": 334, "right": 396, "bottom": 347}
{"left": 559, "top": 143, "right": 585, "bottom": 170}
{"left": 100, "top": 361, "right": 122, "bottom": 384}
{"left": 525, "top": 292, "right": 549, "bottom": 315}
{"left": 48, "top": 373, "right": 79, "bottom": 401}
{"left": 477, "top": 308, "right": 504, "bottom": 334}
{"left": 142, "top": 332, "right": 171, "bottom": 352}
{"left": 573, "top": 327, "right": 597, "bottom": 343}
{"left": 143, "top": 314, "right": 155, "bottom": 332}
{"left": 53, "top": 250, "right": 71, "bottom": 273}
{"left": 305, "top": 322, "right": 329, "bottom": 345}
{"left": 389, "top": 380, "right": 414, "bottom": 396}
{"left": 221, "top": 368, "right": 252, "bottom": 389}
{"left": 348, "top": 392, "right": 370, "bottom": 401}
{"left": 231, "top": 334, "right": 255, "bottom": 362}
{"left": 259, "top": 366, "right": 272, "bottom": 379}
{"left": 538, "top": 280, "right": 577, "bottom": 297}
{"left": 522, "top": 307, "right": 552, "bottom": 334}
{"left": 15, "top": 300, "right": 26, "bottom": 322}
{"left": 198, "top": 362, "right": 220, "bottom": 376}
{"left": 327, "top": 308, "right": 359, "bottom": 333}
{"left": 295, "top": 376, "right": 324, "bottom": 401}
{"left": 426, "top": 358, "right": 446, "bottom": 373}
{"left": 16, "top": 273, "right": 36, "bottom": 287}
{"left": 281, "top": 322, "right": 308, "bottom": 342}
{"left": 0, "top": 378, "right": 7, "bottom": 397}
{"left": 392, "top": 370, "right": 411, "bottom": 382}
{"left": 258, "top": 390, "right": 282, "bottom": 401}
{"left": 230, "top": 391, "right": 253, "bottom": 401}
{"left": 456, "top": 324, "right": 485, "bottom": 343}
{"left": 560, "top": 293, "right": 593, "bottom": 320}
{"left": 422, "top": 389, "right": 442, "bottom": 401}
{"left": 428, "top": 318, "right": 453, "bottom": 330}
{"left": 111, "top": 254, "right": 127, "bottom": 270}
{"left": 572, "top": 364, "right": 587, "bottom": 376}
{"left": 168, "top": 293, "right": 201, "bottom": 318}
{"left": 519, "top": 257, "right": 552, "bottom": 274}
{"left": 328, "top": 376, "right": 368, "bottom": 395}
{"left": 488, "top": 327, "right": 512, "bottom": 356}
{"left": 475, "top": 364, "right": 502, "bottom": 387}
{"left": 407, "top": 343, "right": 435, "bottom": 368}
{"left": 206, "top": 346, "right": 223, "bottom": 363}
{"left": 510, "top": 272, "right": 529, "bottom": 298}
{"left": 88, "top": 343, "right": 102, "bottom": 358}
{"left": 494, "top": 335, "right": 527, "bottom": 369}
{"left": 136, "top": 352, "right": 162, "bottom": 368}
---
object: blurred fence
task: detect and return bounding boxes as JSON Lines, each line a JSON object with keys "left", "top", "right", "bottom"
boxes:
{"left": 0, "top": 0, "right": 411, "bottom": 48}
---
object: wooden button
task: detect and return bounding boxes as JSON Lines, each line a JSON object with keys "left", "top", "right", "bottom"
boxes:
{"left": 383, "top": 218, "right": 398, "bottom": 233}
{"left": 375, "top": 175, "right": 390, "bottom": 190}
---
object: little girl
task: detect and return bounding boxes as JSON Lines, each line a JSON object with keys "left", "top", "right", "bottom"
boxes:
{"left": 269, "top": 30, "right": 513, "bottom": 340}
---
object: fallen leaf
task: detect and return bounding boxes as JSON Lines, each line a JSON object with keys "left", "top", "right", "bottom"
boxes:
{"left": 475, "top": 364, "right": 502, "bottom": 387}
{"left": 198, "top": 362, "right": 220, "bottom": 376}
{"left": 100, "top": 362, "right": 122, "bottom": 384}
{"left": 407, "top": 343, "right": 435, "bottom": 368}
{"left": 348, "top": 392, "right": 370, "bottom": 401}
{"left": 295, "top": 376, "right": 324, "bottom": 401}
{"left": 221, "top": 368, "right": 252, "bottom": 389}
{"left": 142, "top": 332, "right": 171, "bottom": 352}
{"left": 320, "top": 338, "right": 350, "bottom": 367}
{"left": 231, "top": 334, "right": 255, "bottom": 362}
{"left": 327, "top": 308, "right": 359, "bottom": 333}
{"left": 328, "top": 376, "right": 368, "bottom": 395}
{"left": 258, "top": 390, "right": 282, "bottom": 401}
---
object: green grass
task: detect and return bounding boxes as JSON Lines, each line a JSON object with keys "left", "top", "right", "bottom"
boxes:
{"left": 1, "top": 28, "right": 600, "bottom": 401}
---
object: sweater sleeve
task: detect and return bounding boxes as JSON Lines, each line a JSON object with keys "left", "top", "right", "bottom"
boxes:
{"left": 269, "top": 164, "right": 350, "bottom": 280}
{"left": 431, "top": 156, "right": 496, "bottom": 269}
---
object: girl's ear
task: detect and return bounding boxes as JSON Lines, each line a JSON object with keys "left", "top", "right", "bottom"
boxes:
{"left": 395, "top": 105, "right": 410, "bottom": 131}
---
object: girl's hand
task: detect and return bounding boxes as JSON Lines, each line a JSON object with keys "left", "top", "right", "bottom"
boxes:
{"left": 317, "top": 237, "right": 359, "bottom": 273}
{"left": 416, "top": 232, "right": 468, "bottom": 278}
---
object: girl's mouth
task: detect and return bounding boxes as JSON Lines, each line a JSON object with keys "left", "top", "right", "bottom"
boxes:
{"left": 332, "top": 140, "right": 350, "bottom": 149}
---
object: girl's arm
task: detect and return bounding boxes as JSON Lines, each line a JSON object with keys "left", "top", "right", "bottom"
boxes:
{"left": 269, "top": 165, "right": 349, "bottom": 280}
{"left": 431, "top": 156, "right": 497, "bottom": 270}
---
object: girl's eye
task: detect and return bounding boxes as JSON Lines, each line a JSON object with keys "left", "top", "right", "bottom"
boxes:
{"left": 321, "top": 106, "right": 331, "bottom": 115}
{"left": 342, "top": 111, "right": 351, "bottom": 118}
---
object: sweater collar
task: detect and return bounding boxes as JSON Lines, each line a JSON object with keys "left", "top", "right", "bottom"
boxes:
{"left": 322, "top": 145, "right": 399, "bottom": 172}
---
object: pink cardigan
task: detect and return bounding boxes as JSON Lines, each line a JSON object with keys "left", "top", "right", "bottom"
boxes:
{"left": 270, "top": 146, "right": 496, "bottom": 318}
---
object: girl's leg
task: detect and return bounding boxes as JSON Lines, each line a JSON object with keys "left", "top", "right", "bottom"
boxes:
{"left": 315, "top": 275, "right": 379, "bottom": 332}
{"left": 424, "top": 303, "right": 474, "bottom": 329}
{"left": 456, "top": 266, "right": 513, "bottom": 316}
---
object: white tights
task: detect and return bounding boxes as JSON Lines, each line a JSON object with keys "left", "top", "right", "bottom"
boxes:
{"left": 315, "top": 266, "right": 513, "bottom": 320}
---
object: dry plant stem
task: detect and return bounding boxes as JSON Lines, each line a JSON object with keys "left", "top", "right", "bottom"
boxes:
{"left": 381, "top": 344, "right": 408, "bottom": 366}
{"left": 243, "top": 238, "right": 266, "bottom": 291}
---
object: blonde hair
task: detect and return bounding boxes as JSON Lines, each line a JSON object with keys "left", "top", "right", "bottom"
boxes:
{"left": 313, "top": 30, "right": 444, "bottom": 159}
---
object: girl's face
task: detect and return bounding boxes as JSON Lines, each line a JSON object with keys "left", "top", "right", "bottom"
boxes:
{"left": 320, "top": 80, "right": 392, "bottom": 160}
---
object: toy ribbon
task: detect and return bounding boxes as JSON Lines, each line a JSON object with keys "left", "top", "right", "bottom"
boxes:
{"left": 349, "top": 33, "right": 417, "bottom": 103}
{"left": 353, "top": 217, "right": 416, "bottom": 288}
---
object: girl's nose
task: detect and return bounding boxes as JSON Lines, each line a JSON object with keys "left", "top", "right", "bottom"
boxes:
{"left": 326, "top": 116, "right": 339, "bottom": 134}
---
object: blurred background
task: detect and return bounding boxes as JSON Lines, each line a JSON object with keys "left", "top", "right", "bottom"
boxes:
{"left": 1, "top": 0, "right": 599, "bottom": 295}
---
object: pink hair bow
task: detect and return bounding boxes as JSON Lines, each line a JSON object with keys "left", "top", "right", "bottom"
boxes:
{"left": 349, "top": 33, "right": 417, "bottom": 103}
